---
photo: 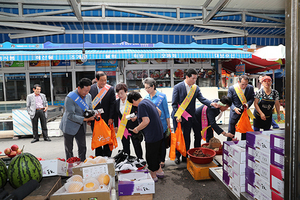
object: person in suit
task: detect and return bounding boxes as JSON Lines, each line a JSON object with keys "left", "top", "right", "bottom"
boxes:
{"left": 171, "top": 68, "right": 219, "bottom": 164}
{"left": 59, "top": 78, "right": 95, "bottom": 161}
{"left": 194, "top": 96, "right": 235, "bottom": 143}
{"left": 89, "top": 71, "right": 116, "bottom": 157}
{"left": 227, "top": 75, "right": 255, "bottom": 141}
{"left": 26, "top": 84, "right": 51, "bottom": 143}
{"left": 113, "top": 83, "right": 144, "bottom": 160}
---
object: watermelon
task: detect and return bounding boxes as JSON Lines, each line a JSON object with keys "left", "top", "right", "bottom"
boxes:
{"left": 0, "top": 159, "right": 7, "bottom": 188}
{"left": 7, "top": 153, "right": 42, "bottom": 188}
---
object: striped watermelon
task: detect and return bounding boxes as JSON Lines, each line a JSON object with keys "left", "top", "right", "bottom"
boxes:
{"left": 8, "top": 153, "right": 42, "bottom": 188}
{"left": 0, "top": 159, "right": 7, "bottom": 188}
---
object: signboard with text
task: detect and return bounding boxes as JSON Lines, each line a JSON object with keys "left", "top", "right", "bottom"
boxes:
{"left": 235, "top": 64, "right": 245, "bottom": 76}
{"left": 96, "top": 60, "right": 118, "bottom": 76}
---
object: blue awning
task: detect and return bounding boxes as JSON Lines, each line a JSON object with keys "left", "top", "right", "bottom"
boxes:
{"left": 0, "top": 49, "right": 251, "bottom": 61}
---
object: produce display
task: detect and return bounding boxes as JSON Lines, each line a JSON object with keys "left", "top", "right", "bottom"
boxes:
{"left": 192, "top": 149, "right": 210, "bottom": 158}
{"left": 7, "top": 153, "right": 42, "bottom": 188}
{"left": 0, "top": 159, "right": 7, "bottom": 188}
{"left": 4, "top": 144, "right": 22, "bottom": 158}
{"left": 64, "top": 174, "right": 110, "bottom": 193}
{"left": 66, "top": 157, "right": 81, "bottom": 164}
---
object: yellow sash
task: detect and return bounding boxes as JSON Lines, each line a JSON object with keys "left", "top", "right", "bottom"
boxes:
{"left": 234, "top": 85, "right": 255, "bottom": 120}
{"left": 116, "top": 100, "right": 132, "bottom": 139}
{"left": 174, "top": 85, "right": 196, "bottom": 120}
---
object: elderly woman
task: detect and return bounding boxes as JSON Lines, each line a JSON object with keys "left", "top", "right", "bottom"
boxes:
{"left": 113, "top": 83, "right": 144, "bottom": 162}
{"left": 253, "top": 76, "right": 281, "bottom": 131}
{"left": 143, "top": 78, "right": 170, "bottom": 169}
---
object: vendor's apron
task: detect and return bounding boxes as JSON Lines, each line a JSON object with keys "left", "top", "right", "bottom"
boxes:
{"left": 253, "top": 94, "right": 275, "bottom": 130}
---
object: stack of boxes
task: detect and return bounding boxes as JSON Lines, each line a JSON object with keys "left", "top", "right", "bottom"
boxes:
{"left": 222, "top": 140, "right": 246, "bottom": 197}
{"left": 245, "top": 131, "right": 285, "bottom": 200}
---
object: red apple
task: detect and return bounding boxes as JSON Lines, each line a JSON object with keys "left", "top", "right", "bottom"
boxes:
{"left": 4, "top": 148, "right": 11, "bottom": 155}
{"left": 8, "top": 151, "right": 17, "bottom": 158}
{"left": 11, "top": 144, "right": 19, "bottom": 151}
{"left": 16, "top": 148, "right": 22, "bottom": 155}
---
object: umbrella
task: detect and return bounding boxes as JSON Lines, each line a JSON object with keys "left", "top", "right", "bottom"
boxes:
{"left": 253, "top": 45, "right": 285, "bottom": 61}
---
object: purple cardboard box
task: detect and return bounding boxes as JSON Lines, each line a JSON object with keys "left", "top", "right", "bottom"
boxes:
{"left": 246, "top": 144, "right": 270, "bottom": 168}
{"left": 245, "top": 179, "right": 256, "bottom": 197}
{"left": 222, "top": 150, "right": 230, "bottom": 166}
{"left": 246, "top": 144, "right": 257, "bottom": 161}
{"left": 246, "top": 158, "right": 270, "bottom": 182}
{"left": 270, "top": 133, "right": 285, "bottom": 154}
{"left": 271, "top": 149, "right": 284, "bottom": 170}
{"left": 223, "top": 169, "right": 230, "bottom": 186}
{"left": 246, "top": 171, "right": 271, "bottom": 198}
{"left": 246, "top": 131, "right": 270, "bottom": 154}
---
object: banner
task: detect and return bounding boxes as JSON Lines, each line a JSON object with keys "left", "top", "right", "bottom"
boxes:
{"left": 236, "top": 64, "right": 245, "bottom": 75}
{"left": 51, "top": 60, "right": 70, "bottom": 66}
{"left": 29, "top": 61, "right": 50, "bottom": 67}
{"left": 3, "top": 61, "right": 24, "bottom": 67}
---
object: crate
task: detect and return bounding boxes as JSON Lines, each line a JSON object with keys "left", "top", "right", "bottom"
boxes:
{"left": 187, "top": 158, "right": 218, "bottom": 180}
{"left": 119, "top": 193, "right": 153, "bottom": 200}
{"left": 0, "top": 155, "right": 12, "bottom": 166}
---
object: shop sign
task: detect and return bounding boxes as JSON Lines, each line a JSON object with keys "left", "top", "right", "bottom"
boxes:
{"left": 5, "top": 74, "right": 25, "bottom": 80}
{"left": 127, "top": 59, "right": 148, "bottom": 64}
{"left": 0, "top": 42, "right": 43, "bottom": 49}
{"left": 51, "top": 60, "right": 70, "bottom": 66}
{"left": 235, "top": 64, "right": 245, "bottom": 75}
{"left": 29, "top": 61, "right": 50, "bottom": 67}
{"left": 3, "top": 61, "right": 24, "bottom": 67}
{"left": 96, "top": 60, "right": 118, "bottom": 75}
{"left": 75, "top": 60, "right": 95, "bottom": 66}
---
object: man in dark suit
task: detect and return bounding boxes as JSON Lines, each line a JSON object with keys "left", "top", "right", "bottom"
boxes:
{"left": 171, "top": 68, "right": 218, "bottom": 164}
{"left": 89, "top": 71, "right": 116, "bottom": 157}
{"left": 227, "top": 75, "right": 255, "bottom": 141}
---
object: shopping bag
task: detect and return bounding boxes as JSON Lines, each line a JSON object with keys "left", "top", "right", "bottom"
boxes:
{"left": 91, "top": 117, "right": 112, "bottom": 150}
{"left": 236, "top": 109, "right": 254, "bottom": 133}
{"left": 169, "top": 128, "right": 176, "bottom": 161}
{"left": 109, "top": 123, "right": 118, "bottom": 151}
{"left": 175, "top": 122, "right": 186, "bottom": 157}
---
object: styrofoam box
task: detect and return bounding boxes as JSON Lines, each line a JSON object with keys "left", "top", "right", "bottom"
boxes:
{"left": 118, "top": 171, "right": 155, "bottom": 196}
{"left": 40, "top": 160, "right": 69, "bottom": 177}
{"left": 246, "top": 158, "right": 270, "bottom": 182}
{"left": 247, "top": 132, "right": 270, "bottom": 154}
{"left": 270, "top": 133, "right": 285, "bottom": 154}
{"left": 271, "top": 149, "right": 284, "bottom": 170}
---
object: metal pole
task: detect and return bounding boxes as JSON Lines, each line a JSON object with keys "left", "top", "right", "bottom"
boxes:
{"left": 285, "top": 0, "right": 300, "bottom": 199}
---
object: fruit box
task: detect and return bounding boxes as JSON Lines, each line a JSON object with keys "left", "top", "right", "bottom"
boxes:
{"left": 118, "top": 170, "right": 155, "bottom": 196}
{"left": 187, "top": 158, "right": 218, "bottom": 180}
{"left": 50, "top": 183, "right": 111, "bottom": 200}
{"left": 72, "top": 161, "right": 115, "bottom": 179}
{"left": 40, "top": 160, "right": 70, "bottom": 177}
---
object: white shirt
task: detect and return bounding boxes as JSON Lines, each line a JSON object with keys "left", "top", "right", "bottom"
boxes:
{"left": 234, "top": 83, "right": 245, "bottom": 93}
{"left": 184, "top": 80, "right": 193, "bottom": 94}
{"left": 119, "top": 97, "right": 127, "bottom": 115}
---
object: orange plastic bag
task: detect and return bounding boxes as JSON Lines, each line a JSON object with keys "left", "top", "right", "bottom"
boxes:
{"left": 236, "top": 109, "right": 254, "bottom": 133}
{"left": 109, "top": 123, "right": 118, "bottom": 151}
{"left": 169, "top": 128, "right": 176, "bottom": 161}
{"left": 175, "top": 122, "right": 186, "bottom": 157}
{"left": 91, "top": 117, "right": 112, "bottom": 150}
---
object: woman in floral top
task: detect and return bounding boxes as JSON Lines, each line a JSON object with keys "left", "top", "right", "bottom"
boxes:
{"left": 253, "top": 76, "right": 281, "bottom": 131}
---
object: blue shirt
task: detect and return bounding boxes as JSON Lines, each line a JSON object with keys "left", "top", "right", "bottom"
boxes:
{"left": 138, "top": 99, "right": 164, "bottom": 143}
{"left": 145, "top": 91, "right": 170, "bottom": 132}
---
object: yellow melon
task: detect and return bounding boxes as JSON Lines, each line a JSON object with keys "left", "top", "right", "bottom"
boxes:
{"left": 67, "top": 175, "right": 83, "bottom": 183}
{"left": 97, "top": 173, "right": 110, "bottom": 185}
{"left": 83, "top": 178, "right": 99, "bottom": 191}
{"left": 65, "top": 182, "right": 83, "bottom": 193}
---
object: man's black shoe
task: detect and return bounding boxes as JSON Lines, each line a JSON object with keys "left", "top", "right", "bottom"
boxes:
{"left": 182, "top": 157, "right": 187, "bottom": 163}
{"left": 175, "top": 157, "right": 180, "bottom": 165}
{"left": 31, "top": 139, "right": 39, "bottom": 143}
{"left": 44, "top": 137, "right": 51, "bottom": 141}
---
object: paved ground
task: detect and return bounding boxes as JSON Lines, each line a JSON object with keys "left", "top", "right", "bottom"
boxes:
{"left": 0, "top": 123, "right": 285, "bottom": 199}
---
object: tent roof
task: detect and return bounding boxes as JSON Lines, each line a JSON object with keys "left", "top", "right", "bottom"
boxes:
{"left": 221, "top": 55, "right": 281, "bottom": 74}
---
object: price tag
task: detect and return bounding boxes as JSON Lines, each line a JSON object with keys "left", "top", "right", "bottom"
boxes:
{"left": 82, "top": 165, "right": 109, "bottom": 179}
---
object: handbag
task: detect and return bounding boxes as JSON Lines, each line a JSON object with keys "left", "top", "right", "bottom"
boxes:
{"left": 109, "top": 123, "right": 118, "bottom": 151}
{"left": 175, "top": 122, "right": 186, "bottom": 157}
{"left": 236, "top": 109, "right": 254, "bottom": 133}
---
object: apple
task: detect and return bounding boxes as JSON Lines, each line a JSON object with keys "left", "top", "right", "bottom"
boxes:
{"left": 11, "top": 144, "right": 19, "bottom": 151}
{"left": 16, "top": 148, "right": 22, "bottom": 155}
{"left": 8, "top": 151, "right": 17, "bottom": 158}
{"left": 4, "top": 148, "right": 11, "bottom": 155}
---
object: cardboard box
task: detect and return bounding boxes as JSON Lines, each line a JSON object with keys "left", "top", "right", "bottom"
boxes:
{"left": 72, "top": 162, "right": 115, "bottom": 179}
{"left": 246, "top": 145, "right": 270, "bottom": 168}
{"left": 222, "top": 151, "right": 231, "bottom": 166}
{"left": 247, "top": 132, "right": 270, "bottom": 153}
{"left": 246, "top": 174, "right": 271, "bottom": 198}
{"left": 245, "top": 179, "right": 256, "bottom": 197}
{"left": 186, "top": 158, "right": 218, "bottom": 180}
{"left": 118, "top": 171, "right": 155, "bottom": 196}
{"left": 270, "top": 164, "right": 284, "bottom": 196}
{"left": 229, "top": 144, "right": 246, "bottom": 164}
{"left": 229, "top": 171, "right": 245, "bottom": 187}
{"left": 227, "top": 157, "right": 246, "bottom": 175}
{"left": 119, "top": 193, "right": 153, "bottom": 200}
{"left": 50, "top": 185, "right": 111, "bottom": 200}
{"left": 270, "top": 133, "right": 285, "bottom": 154}
{"left": 246, "top": 158, "right": 270, "bottom": 182}
{"left": 229, "top": 179, "right": 245, "bottom": 198}
{"left": 223, "top": 170, "right": 230, "bottom": 186}
{"left": 271, "top": 149, "right": 284, "bottom": 170}
{"left": 272, "top": 190, "right": 284, "bottom": 200}
{"left": 40, "top": 160, "right": 69, "bottom": 177}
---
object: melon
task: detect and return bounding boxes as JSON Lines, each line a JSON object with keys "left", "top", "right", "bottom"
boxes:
{"left": 0, "top": 159, "right": 7, "bottom": 188}
{"left": 7, "top": 153, "right": 42, "bottom": 188}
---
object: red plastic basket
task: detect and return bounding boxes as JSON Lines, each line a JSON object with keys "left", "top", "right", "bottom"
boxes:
{"left": 187, "top": 147, "right": 216, "bottom": 164}
{"left": 201, "top": 143, "right": 223, "bottom": 155}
